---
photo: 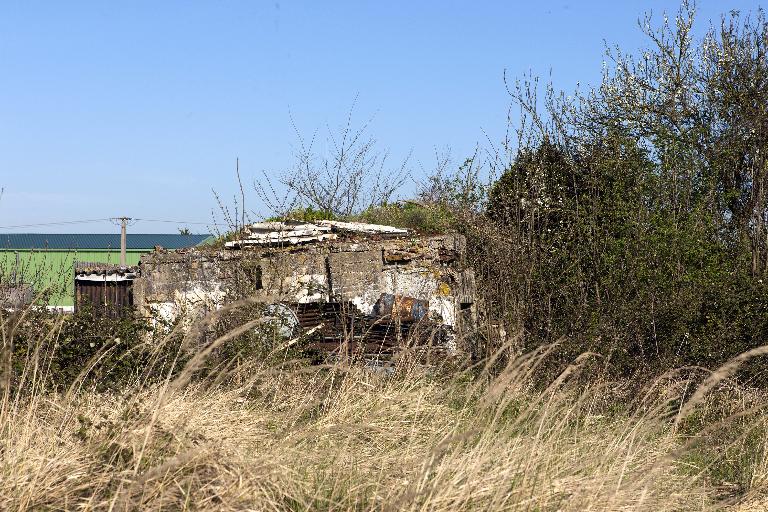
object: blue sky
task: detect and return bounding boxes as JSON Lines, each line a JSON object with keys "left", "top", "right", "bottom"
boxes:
{"left": 0, "top": 1, "right": 762, "bottom": 233}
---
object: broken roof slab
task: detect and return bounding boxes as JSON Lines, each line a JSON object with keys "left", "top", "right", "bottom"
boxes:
{"left": 224, "top": 220, "right": 408, "bottom": 249}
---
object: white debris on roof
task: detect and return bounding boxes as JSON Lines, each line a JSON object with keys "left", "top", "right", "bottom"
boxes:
{"left": 225, "top": 233, "right": 337, "bottom": 248}
{"left": 249, "top": 222, "right": 332, "bottom": 233}
{"left": 224, "top": 221, "right": 335, "bottom": 248}
{"left": 75, "top": 271, "right": 138, "bottom": 282}
{"left": 224, "top": 220, "right": 407, "bottom": 249}
{"left": 317, "top": 220, "right": 408, "bottom": 235}
{"left": 74, "top": 263, "right": 139, "bottom": 281}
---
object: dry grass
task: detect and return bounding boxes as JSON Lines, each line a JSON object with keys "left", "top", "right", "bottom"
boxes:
{"left": 3, "top": 317, "right": 768, "bottom": 510}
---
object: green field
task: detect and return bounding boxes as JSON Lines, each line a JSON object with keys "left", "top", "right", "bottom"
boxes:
{"left": 0, "top": 250, "right": 144, "bottom": 306}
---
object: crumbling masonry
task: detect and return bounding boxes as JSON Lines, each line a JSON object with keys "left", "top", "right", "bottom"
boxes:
{"left": 133, "top": 222, "right": 476, "bottom": 355}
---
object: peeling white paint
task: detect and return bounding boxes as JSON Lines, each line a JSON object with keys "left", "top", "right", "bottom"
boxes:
{"left": 429, "top": 296, "right": 456, "bottom": 327}
{"left": 147, "top": 281, "right": 228, "bottom": 331}
{"left": 346, "top": 269, "right": 458, "bottom": 326}
{"left": 287, "top": 273, "right": 327, "bottom": 303}
{"left": 379, "top": 268, "right": 438, "bottom": 300}
{"left": 148, "top": 301, "right": 179, "bottom": 331}
{"left": 174, "top": 282, "right": 227, "bottom": 309}
{"left": 351, "top": 293, "right": 377, "bottom": 316}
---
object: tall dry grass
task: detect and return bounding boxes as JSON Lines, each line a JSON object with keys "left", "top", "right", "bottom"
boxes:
{"left": 2, "top": 307, "right": 768, "bottom": 511}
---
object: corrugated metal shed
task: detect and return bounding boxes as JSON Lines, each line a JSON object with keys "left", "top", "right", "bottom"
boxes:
{"left": 75, "top": 264, "right": 139, "bottom": 317}
{"left": 0, "top": 234, "right": 213, "bottom": 250}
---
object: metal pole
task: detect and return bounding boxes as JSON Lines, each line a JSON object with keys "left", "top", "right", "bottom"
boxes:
{"left": 13, "top": 251, "right": 19, "bottom": 285}
{"left": 119, "top": 217, "right": 130, "bottom": 267}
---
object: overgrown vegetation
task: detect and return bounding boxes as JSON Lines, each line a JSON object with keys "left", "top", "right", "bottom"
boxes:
{"left": 256, "top": 101, "right": 410, "bottom": 219}
{"left": 7, "top": 2, "right": 768, "bottom": 510}
{"left": 211, "top": 2, "right": 768, "bottom": 382}
{"left": 413, "top": 3, "right": 768, "bottom": 381}
{"left": 1, "top": 299, "right": 308, "bottom": 394}
{"left": 5, "top": 301, "right": 768, "bottom": 510}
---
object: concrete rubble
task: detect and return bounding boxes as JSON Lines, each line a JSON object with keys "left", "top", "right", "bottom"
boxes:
{"left": 224, "top": 220, "right": 408, "bottom": 248}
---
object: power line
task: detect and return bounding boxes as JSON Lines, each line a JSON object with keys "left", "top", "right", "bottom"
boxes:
{"left": 133, "top": 218, "right": 227, "bottom": 226}
{"left": 0, "top": 218, "right": 113, "bottom": 230}
{"left": 0, "top": 217, "right": 229, "bottom": 230}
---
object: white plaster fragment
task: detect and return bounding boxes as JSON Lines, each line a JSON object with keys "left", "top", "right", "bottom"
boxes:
{"left": 429, "top": 296, "right": 456, "bottom": 327}
{"left": 225, "top": 233, "right": 336, "bottom": 248}
{"left": 226, "top": 220, "right": 405, "bottom": 249}
{"left": 75, "top": 273, "right": 137, "bottom": 282}
{"left": 248, "top": 221, "right": 332, "bottom": 233}
{"left": 318, "top": 220, "right": 408, "bottom": 235}
{"left": 285, "top": 273, "right": 327, "bottom": 303}
{"left": 351, "top": 294, "right": 377, "bottom": 316}
{"left": 379, "top": 268, "right": 438, "bottom": 301}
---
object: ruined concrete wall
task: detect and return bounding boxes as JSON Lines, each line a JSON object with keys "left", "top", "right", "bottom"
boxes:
{"left": 133, "top": 234, "right": 475, "bottom": 332}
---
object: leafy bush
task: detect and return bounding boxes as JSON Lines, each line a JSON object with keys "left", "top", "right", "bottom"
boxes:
{"left": 354, "top": 202, "right": 455, "bottom": 234}
{"left": 4, "top": 307, "right": 157, "bottom": 391}
{"left": 466, "top": 6, "right": 768, "bottom": 380}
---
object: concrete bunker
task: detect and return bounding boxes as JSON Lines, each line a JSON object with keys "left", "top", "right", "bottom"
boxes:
{"left": 133, "top": 221, "right": 476, "bottom": 356}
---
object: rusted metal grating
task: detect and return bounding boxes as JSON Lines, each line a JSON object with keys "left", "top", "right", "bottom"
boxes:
{"left": 285, "top": 300, "right": 445, "bottom": 355}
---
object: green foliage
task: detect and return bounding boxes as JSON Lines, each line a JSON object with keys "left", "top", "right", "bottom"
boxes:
{"left": 487, "top": 140, "right": 577, "bottom": 230}
{"left": 4, "top": 302, "right": 310, "bottom": 392}
{"left": 5, "top": 307, "right": 158, "bottom": 391}
{"left": 53, "top": 309, "right": 149, "bottom": 388}
{"left": 355, "top": 202, "right": 455, "bottom": 234}
{"left": 464, "top": 6, "right": 768, "bottom": 379}
{"left": 266, "top": 206, "right": 336, "bottom": 222}
{"left": 419, "top": 155, "right": 488, "bottom": 212}
{"left": 478, "top": 112, "right": 767, "bottom": 378}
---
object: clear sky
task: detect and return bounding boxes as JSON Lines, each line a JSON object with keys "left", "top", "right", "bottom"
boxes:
{"left": 0, "top": 1, "right": 762, "bottom": 233}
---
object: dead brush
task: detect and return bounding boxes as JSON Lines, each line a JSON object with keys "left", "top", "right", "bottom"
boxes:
{"left": 2, "top": 302, "right": 768, "bottom": 510}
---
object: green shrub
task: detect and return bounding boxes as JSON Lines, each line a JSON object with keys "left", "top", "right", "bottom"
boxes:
{"left": 266, "top": 206, "right": 336, "bottom": 222}
{"left": 354, "top": 202, "right": 455, "bottom": 234}
{"left": 467, "top": 6, "right": 768, "bottom": 381}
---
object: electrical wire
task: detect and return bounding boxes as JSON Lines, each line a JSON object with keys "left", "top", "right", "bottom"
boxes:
{"left": 133, "top": 218, "right": 227, "bottom": 226}
{"left": 0, "top": 218, "right": 113, "bottom": 230}
{"left": 0, "top": 217, "right": 228, "bottom": 230}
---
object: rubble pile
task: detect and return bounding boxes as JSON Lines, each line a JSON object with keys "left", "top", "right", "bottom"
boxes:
{"left": 225, "top": 220, "right": 408, "bottom": 249}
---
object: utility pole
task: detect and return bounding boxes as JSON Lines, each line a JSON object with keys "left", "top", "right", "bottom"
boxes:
{"left": 118, "top": 217, "right": 131, "bottom": 266}
{"left": 12, "top": 251, "right": 19, "bottom": 285}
